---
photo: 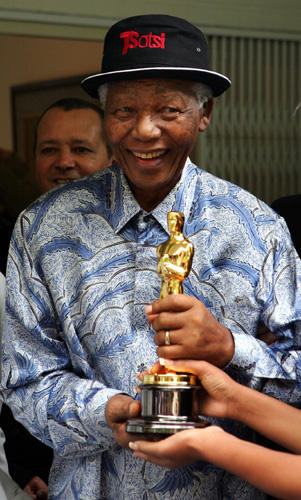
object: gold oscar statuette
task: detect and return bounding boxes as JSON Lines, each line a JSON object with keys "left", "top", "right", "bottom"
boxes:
{"left": 126, "top": 212, "right": 210, "bottom": 434}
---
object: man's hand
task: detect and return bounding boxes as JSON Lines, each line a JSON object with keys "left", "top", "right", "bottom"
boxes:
{"left": 256, "top": 322, "right": 281, "bottom": 345}
{"left": 23, "top": 476, "right": 48, "bottom": 500}
{"left": 145, "top": 295, "right": 235, "bottom": 368}
{"left": 105, "top": 394, "right": 141, "bottom": 448}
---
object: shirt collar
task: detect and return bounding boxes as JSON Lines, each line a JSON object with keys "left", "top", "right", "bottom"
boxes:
{"left": 151, "top": 158, "right": 197, "bottom": 234}
{"left": 111, "top": 158, "right": 196, "bottom": 234}
{"left": 107, "top": 165, "right": 141, "bottom": 233}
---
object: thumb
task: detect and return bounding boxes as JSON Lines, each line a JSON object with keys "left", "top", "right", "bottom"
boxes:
{"left": 129, "top": 400, "right": 140, "bottom": 418}
{"left": 106, "top": 394, "right": 140, "bottom": 425}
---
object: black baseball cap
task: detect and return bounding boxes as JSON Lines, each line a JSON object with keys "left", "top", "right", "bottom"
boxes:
{"left": 81, "top": 14, "right": 231, "bottom": 98}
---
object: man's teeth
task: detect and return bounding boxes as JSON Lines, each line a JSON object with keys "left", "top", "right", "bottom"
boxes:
{"left": 134, "top": 151, "right": 165, "bottom": 159}
{"left": 55, "top": 179, "right": 72, "bottom": 184}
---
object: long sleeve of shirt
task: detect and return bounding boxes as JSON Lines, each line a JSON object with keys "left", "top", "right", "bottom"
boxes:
{"left": 221, "top": 215, "right": 301, "bottom": 401}
{"left": 2, "top": 222, "right": 129, "bottom": 458}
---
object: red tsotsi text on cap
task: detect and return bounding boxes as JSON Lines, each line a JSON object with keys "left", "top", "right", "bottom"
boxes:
{"left": 120, "top": 31, "right": 165, "bottom": 55}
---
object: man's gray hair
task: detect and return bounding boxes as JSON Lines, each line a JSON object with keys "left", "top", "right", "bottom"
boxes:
{"left": 98, "top": 81, "right": 213, "bottom": 110}
{"left": 191, "top": 82, "right": 213, "bottom": 108}
{"left": 98, "top": 84, "right": 109, "bottom": 110}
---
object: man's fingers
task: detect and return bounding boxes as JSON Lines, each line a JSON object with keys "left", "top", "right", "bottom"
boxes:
{"left": 257, "top": 331, "right": 281, "bottom": 345}
{"left": 105, "top": 394, "right": 140, "bottom": 426}
{"left": 145, "top": 294, "right": 195, "bottom": 316}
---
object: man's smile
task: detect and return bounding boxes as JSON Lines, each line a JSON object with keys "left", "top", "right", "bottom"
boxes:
{"left": 52, "top": 177, "right": 78, "bottom": 185}
{"left": 132, "top": 150, "right": 167, "bottom": 160}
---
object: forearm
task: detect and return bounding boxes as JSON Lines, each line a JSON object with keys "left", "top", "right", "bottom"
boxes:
{"left": 2, "top": 368, "right": 121, "bottom": 457}
{"left": 2, "top": 266, "right": 120, "bottom": 455}
{"left": 228, "top": 218, "right": 301, "bottom": 400}
{"left": 230, "top": 331, "right": 301, "bottom": 397}
{"left": 201, "top": 430, "right": 301, "bottom": 500}
{"left": 229, "top": 383, "right": 301, "bottom": 454}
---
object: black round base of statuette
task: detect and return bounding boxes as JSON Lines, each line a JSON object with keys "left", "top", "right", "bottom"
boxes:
{"left": 126, "top": 417, "right": 210, "bottom": 435}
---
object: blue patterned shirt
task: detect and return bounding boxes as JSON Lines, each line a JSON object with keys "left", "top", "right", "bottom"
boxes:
{"left": 2, "top": 161, "right": 301, "bottom": 500}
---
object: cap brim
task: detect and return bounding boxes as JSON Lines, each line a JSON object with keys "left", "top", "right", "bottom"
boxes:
{"left": 81, "top": 67, "right": 231, "bottom": 99}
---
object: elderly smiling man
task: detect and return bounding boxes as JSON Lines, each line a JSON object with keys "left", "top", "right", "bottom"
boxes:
{"left": 2, "top": 14, "right": 301, "bottom": 500}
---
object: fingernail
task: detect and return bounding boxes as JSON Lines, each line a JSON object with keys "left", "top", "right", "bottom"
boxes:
{"left": 145, "top": 305, "right": 152, "bottom": 314}
{"left": 129, "top": 441, "right": 138, "bottom": 451}
{"left": 160, "top": 358, "right": 173, "bottom": 366}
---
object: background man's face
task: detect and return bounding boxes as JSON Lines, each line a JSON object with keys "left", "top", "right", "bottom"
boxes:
{"left": 35, "top": 107, "right": 112, "bottom": 194}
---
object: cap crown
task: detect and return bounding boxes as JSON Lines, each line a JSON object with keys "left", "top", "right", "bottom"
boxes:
{"left": 81, "top": 14, "right": 231, "bottom": 98}
{"left": 102, "top": 15, "right": 210, "bottom": 73}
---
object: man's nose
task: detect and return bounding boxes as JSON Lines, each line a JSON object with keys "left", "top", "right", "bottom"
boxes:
{"left": 131, "top": 114, "right": 161, "bottom": 141}
{"left": 55, "top": 149, "right": 75, "bottom": 169}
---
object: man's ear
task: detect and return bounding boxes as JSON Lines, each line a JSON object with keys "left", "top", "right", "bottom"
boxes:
{"left": 199, "top": 98, "right": 214, "bottom": 132}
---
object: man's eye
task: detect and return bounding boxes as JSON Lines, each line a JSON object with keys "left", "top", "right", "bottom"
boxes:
{"left": 41, "top": 147, "right": 56, "bottom": 155}
{"left": 74, "top": 147, "right": 91, "bottom": 154}
{"left": 114, "top": 107, "right": 133, "bottom": 117}
{"left": 161, "top": 107, "right": 181, "bottom": 118}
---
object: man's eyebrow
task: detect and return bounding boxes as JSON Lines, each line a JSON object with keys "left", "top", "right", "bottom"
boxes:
{"left": 39, "top": 138, "right": 92, "bottom": 146}
{"left": 38, "top": 139, "right": 58, "bottom": 146}
{"left": 70, "top": 139, "right": 93, "bottom": 145}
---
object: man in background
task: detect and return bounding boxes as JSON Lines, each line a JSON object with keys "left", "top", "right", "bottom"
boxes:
{"left": 33, "top": 97, "right": 114, "bottom": 194}
{"left": 0, "top": 97, "right": 114, "bottom": 499}
{"left": 0, "top": 97, "right": 114, "bottom": 275}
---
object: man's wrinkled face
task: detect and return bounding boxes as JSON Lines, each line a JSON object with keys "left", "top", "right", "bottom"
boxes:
{"left": 35, "top": 107, "right": 113, "bottom": 194}
{"left": 104, "top": 79, "right": 212, "bottom": 211}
